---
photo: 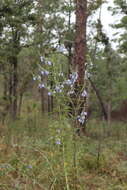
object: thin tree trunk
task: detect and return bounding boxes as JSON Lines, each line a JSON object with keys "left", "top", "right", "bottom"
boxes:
{"left": 41, "top": 76, "right": 48, "bottom": 114}
{"left": 11, "top": 56, "right": 18, "bottom": 120}
{"left": 68, "top": 0, "right": 73, "bottom": 76}
{"left": 9, "top": 29, "right": 20, "bottom": 120}
{"left": 37, "top": 0, "right": 49, "bottom": 115}
{"left": 18, "top": 93, "right": 23, "bottom": 117}
{"left": 107, "top": 101, "right": 111, "bottom": 125}
{"left": 9, "top": 64, "right": 13, "bottom": 112}
{"left": 2, "top": 74, "right": 9, "bottom": 123}
{"left": 88, "top": 77, "right": 107, "bottom": 120}
{"left": 106, "top": 47, "right": 112, "bottom": 126}
{"left": 3, "top": 74, "right": 8, "bottom": 99}
{"left": 48, "top": 80, "right": 54, "bottom": 113}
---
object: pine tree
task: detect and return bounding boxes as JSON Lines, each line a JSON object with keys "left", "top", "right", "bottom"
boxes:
{"left": 0, "top": 0, "right": 35, "bottom": 119}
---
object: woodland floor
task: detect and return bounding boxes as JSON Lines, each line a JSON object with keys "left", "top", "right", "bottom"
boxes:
{"left": 0, "top": 115, "right": 127, "bottom": 190}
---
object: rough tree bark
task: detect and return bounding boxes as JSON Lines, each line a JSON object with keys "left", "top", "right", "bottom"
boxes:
{"left": 9, "top": 29, "right": 20, "bottom": 120}
{"left": 73, "top": 0, "right": 87, "bottom": 85}
{"left": 72, "top": 0, "right": 87, "bottom": 134}
{"left": 8, "top": 55, "right": 18, "bottom": 120}
{"left": 66, "top": 0, "right": 73, "bottom": 76}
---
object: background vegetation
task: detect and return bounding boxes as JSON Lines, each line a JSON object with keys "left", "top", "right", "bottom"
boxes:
{"left": 0, "top": 0, "right": 127, "bottom": 189}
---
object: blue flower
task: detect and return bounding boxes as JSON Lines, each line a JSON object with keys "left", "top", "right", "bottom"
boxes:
{"left": 41, "top": 70, "right": 49, "bottom": 76}
{"left": 47, "top": 61, "right": 52, "bottom": 66}
{"left": 55, "top": 85, "right": 63, "bottom": 93}
{"left": 77, "top": 111, "right": 87, "bottom": 124}
{"left": 41, "top": 71, "right": 45, "bottom": 75}
{"left": 56, "top": 139, "right": 61, "bottom": 145}
{"left": 64, "top": 79, "right": 72, "bottom": 85}
{"left": 38, "top": 83, "right": 45, "bottom": 88}
{"left": 48, "top": 92, "right": 52, "bottom": 96}
{"left": 45, "top": 70, "right": 49, "bottom": 75}
{"left": 64, "top": 72, "right": 78, "bottom": 86}
{"left": 81, "top": 90, "right": 88, "bottom": 97}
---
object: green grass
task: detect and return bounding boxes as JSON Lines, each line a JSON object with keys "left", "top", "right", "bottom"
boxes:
{"left": 0, "top": 114, "right": 127, "bottom": 190}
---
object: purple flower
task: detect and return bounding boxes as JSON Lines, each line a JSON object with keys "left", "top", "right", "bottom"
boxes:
{"left": 78, "top": 118, "right": 84, "bottom": 124}
{"left": 55, "top": 86, "right": 62, "bottom": 93}
{"left": 47, "top": 61, "right": 52, "bottom": 66}
{"left": 56, "top": 139, "right": 61, "bottom": 145}
{"left": 48, "top": 92, "right": 52, "bottom": 96}
{"left": 81, "top": 111, "right": 87, "bottom": 116}
{"left": 45, "top": 70, "right": 49, "bottom": 75}
{"left": 81, "top": 90, "right": 88, "bottom": 97}
{"left": 77, "top": 111, "right": 87, "bottom": 124}
{"left": 58, "top": 45, "right": 65, "bottom": 53}
{"left": 65, "top": 79, "right": 72, "bottom": 85}
{"left": 41, "top": 71, "right": 45, "bottom": 75}
{"left": 70, "top": 72, "right": 78, "bottom": 83}
{"left": 38, "top": 83, "right": 45, "bottom": 88}
{"left": 64, "top": 72, "right": 78, "bottom": 86}
{"left": 41, "top": 70, "right": 49, "bottom": 76}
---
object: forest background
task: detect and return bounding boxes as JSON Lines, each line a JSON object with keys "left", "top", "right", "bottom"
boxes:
{"left": 0, "top": 0, "right": 127, "bottom": 189}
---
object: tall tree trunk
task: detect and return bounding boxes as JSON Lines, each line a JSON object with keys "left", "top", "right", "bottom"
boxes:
{"left": 72, "top": 0, "right": 87, "bottom": 134}
{"left": 18, "top": 92, "right": 23, "bottom": 117}
{"left": 3, "top": 74, "right": 8, "bottom": 99}
{"left": 37, "top": 0, "right": 50, "bottom": 115}
{"left": 41, "top": 76, "right": 48, "bottom": 114}
{"left": 48, "top": 79, "right": 53, "bottom": 113}
{"left": 107, "top": 57, "right": 112, "bottom": 126}
{"left": 9, "top": 29, "right": 20, "bottom": 120}
{"left": 68, "top": 0, "right": 73, "bottom": 76}
{"left": 9, "top": 64, "right": 13, "bottom": 112}
{"left": 73, "top": 0, "right": 87, "bottom": 85}
{"left": 11, "top": 56, "right": 18, "bottom": 120}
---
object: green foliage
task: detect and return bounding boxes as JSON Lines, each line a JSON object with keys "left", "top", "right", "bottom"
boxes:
{"left": 109, "top": 0, "right": 127, "bottom": 54}
{"left": 0, "top": 116, "right": 127, "bottom": 189}
{"left": 0, "top": 1, "right": 127, "bottom": 189}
